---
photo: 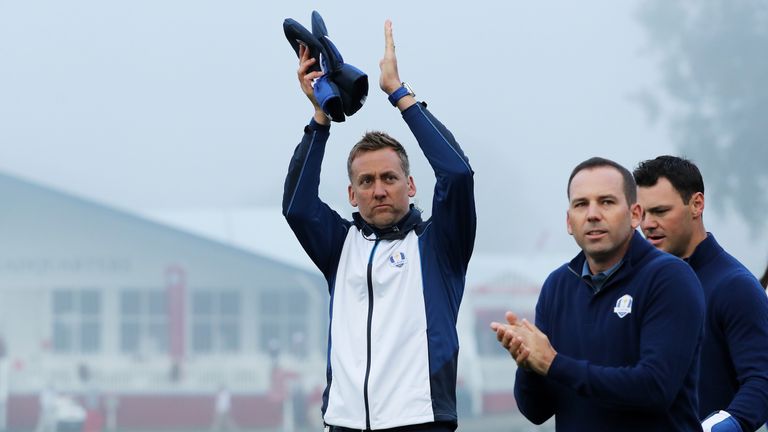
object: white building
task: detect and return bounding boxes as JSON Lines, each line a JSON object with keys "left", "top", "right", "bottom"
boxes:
{"left": 0, "top": 172, "right": 327, "bottom": 429}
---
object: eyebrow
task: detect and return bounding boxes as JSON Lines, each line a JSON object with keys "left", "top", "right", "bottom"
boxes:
{"left": 356, "top": 170, "right": 400, "bottom": 179}
{"left": 645, "top": 205, "right": 670, "bottom": 212}
{"left": 570, "top": 194, "right": 619, "bottom": 204}
{"left": 597, "top": 194, "right": 618, "bottom": 201}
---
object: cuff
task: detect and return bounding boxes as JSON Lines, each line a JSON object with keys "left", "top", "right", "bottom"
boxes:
{"left": 305, "top": 117, "right": 331, "bottom": 134}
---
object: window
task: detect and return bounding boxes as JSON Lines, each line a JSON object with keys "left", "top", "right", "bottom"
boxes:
{"left": 191, "top": 290, "right": 241, "bottom": 354}
{"left": 258, "top": 290, "right": 308, "bottom": 357}
{"left": 52, "top": 289, "right": 101, "bottom": 353}
{"left": 120, "top": 289, "right": 168, "bottom": 355}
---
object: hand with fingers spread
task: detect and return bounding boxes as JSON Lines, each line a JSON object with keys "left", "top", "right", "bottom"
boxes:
{"left": 296, "top": 44, "right": 330, "bottom": 125}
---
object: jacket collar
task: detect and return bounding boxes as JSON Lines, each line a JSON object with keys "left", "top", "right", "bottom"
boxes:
{"left": 685, "top": 233, "right": 719, "bottom": 270}
{"left": 352, "top": 205, "right": 422, "bottom": 241}
{"left": 568, "top": 230, "right": 655, "bottom": 291}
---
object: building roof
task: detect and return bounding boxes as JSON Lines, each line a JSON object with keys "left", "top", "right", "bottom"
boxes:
{"left": 0, "top": 170, "right": 322, "bottom": 281}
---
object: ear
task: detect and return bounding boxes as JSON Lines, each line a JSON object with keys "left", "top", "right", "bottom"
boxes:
{"left": 348, "top": 184, "right": 358, "bottom": 207}
{"left": 566, "top": 210, "right": 573, "bottom": 235}
{"left": 629, "top": 202, "right": 642, "bottom": 229}
{"left": 407, "top": 175, "right": 416, "bottom": 198}
{"left": 689, "top": 192, "right": 705, "bottom": 219}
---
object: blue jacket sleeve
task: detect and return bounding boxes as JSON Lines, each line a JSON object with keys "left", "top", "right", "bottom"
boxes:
{"left": 717, "top": 272, "right": 768, "bottom": 431}
{"left": 514, "top": 276, "right": 556, "bottom": 424}
{"left": 547, "top": 259, "right": 705, "bottom": 410}
{"left": 401, "top": 103, "right": 476, "bottom": 274}
{"left": 282, "top": 119, "right": 351, "bottom": 282}
{"left": 514, "top": 369, "right": 555, "bottom": 425}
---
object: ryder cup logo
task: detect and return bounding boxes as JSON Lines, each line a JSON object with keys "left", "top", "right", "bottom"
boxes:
{"left": 388, "top": 252, "right": 407, "bottom": 268}
{"left": 613, "top": 294, "right": 633, "bottom": 318}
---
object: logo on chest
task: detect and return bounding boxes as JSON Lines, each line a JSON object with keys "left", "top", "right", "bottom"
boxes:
{"left": 613, "top": 294, "right": 633, "bottom": 318}
{"left": 388, "top": 251, "right": 407, "bottom": 268}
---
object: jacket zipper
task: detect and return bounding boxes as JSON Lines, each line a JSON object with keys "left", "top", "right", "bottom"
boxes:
{"left": 363, "top": 239, "right": 380, "bottom": 430}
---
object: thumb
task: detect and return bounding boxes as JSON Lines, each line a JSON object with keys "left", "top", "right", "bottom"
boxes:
{"left": 505, "top": 311, "right": 518, "bottom": 326}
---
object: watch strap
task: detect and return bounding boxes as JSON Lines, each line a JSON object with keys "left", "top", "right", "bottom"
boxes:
{"left": 388, "top": 83, "right": 412, "bottom": 106}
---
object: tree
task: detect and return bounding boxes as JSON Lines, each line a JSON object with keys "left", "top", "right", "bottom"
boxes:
{"left": 637, "top": 0, "right": 768, "bottom": 231}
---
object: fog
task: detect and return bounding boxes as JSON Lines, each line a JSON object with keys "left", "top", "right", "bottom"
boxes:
{"left": 1, "top": 1, "right": 765, "bottom": 431}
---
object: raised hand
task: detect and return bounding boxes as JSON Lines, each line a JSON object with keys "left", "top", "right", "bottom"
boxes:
{"left": 379, "top": 20, "right": 401, "bottom": 95}
{"left": 297, "top": 44, "right": 329, "bottom": 124}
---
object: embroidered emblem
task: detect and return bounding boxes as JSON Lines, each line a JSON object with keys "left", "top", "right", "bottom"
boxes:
{"left": 388, "top": 252, "right": 407, "bottom": 268}
{"left": 613, "top": 294, "right": 633, "bottom": 318}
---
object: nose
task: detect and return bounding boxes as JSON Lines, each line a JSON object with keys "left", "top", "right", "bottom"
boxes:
{"left": 641, "top": 212, "right": 658, "bottom": 232}
{"left": 586, "top": 202, "right": 602, "bottom": 222}
{"left": 373, "top": 179, "right": 387, "bottom": 199}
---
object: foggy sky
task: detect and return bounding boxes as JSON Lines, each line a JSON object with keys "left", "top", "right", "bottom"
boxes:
{"left": 1, "top": 1, "right": 765, "bottom": 272}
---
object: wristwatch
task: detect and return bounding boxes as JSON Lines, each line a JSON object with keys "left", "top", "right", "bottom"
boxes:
{"left": 388, "top": 82, "right": 415, "bottom": 106}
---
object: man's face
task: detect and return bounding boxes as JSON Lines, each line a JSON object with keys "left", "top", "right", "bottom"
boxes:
{"left": 567, "top": 167, "right": 641, "bottom": 268}
{"left": 348, "top": 148, "right": 416, "bottom": 229}
{"left": 637, "top": 177, "right": 701, "bottom": 258}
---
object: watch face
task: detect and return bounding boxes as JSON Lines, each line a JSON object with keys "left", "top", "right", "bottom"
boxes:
{"left": 403, "top": 82, "right": 415, "bottom": 97}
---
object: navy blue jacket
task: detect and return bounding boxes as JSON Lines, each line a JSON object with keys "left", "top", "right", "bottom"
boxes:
{"left": 282, "top": 103, "right": 475, "bottom": 429}
{"left": 688, "top": 234, "right": 768, "bottom": 431}
{"left": 514, "top": 231, "right": 705, "bottom": 431}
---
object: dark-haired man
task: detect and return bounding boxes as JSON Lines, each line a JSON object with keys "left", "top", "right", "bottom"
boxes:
{"left": 283, "top": 21, "right": 475, "bottom": 431}
{"left": 492, "top": 157, "right": 705, "bottom": 431}
{"left": 635, "top": 155, "right": 768, "bottom": 431}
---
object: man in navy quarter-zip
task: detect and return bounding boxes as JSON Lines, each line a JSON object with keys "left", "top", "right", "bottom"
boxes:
{"left": 635, "top": 156, "right": 768, "bottom": 432}
{"left": 491, "top": 157, "right": 705, "bottom": 431}
{"left": 283, "top": 20, "right": 475, "bottom": 432}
